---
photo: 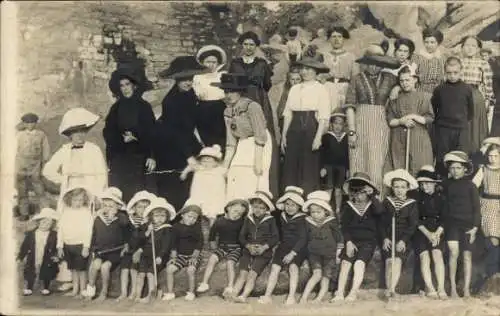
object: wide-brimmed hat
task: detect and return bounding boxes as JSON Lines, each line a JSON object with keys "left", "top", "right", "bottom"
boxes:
{"left": 127, "top": 190, "right": 156, "bottom": 214}
{"left": 198, "top": 144, "right": 223, "bottom": 160}
{"left": 482, "top": 137, "right": 500, "bottom": 148}
{"left": 32, "top": 208, "right": 59, "bottom": 221}
{"left": 177, "top": 199, "right": 203, "bottom": 218}
{"left": 196, "top": 45, "right": 227, "bottom": 65}
{"left": 328, "top": 26, "right": 350, "bottom": 39}
{"left": 108, "top": 64, "right": 153, "bottom": 96}
{"left": 211, "top": 73, "right": 250, "bottom": 90}
{"left": 61, "top": 186, "right": 93, "bottom": 206}
{"left": 224, "top": 198, "right": 250, "bottom": 214}
{"left": 444, "top": 150, "right": 473, "bottom": 171}
{"left": 58, "top": 108, "right": 100, "bottom": 136}
{"left": 383, "top": 169, "right": 419, "bottom": 190}
{"left": 276, "top": 186, "right": 305, "bottom": 210}
{"left": 416, "top": 165, "right": 441, "bottom": 183}
{"left": 343, "top": 172, "right": 379, "bottom": 195}
{"left": 249, "top": 190, "right": 275, "bottom": 212}
{"left": 159, "top": 55, "right": 207, "bottom": 79}
{"left": 356, "top": 44, "right": 401, "bottom": 69}
{"left": 294, "top": 57, "right": 330, "bottom": 74}
{"left": 99, "top": 187, "right": 125, "bottom": 208}
{"left": 21, "top": 113, "right": 39, "bottom": 124}
{"left": 330, "top": 108, "right": 347, "bottom": 122}
{"left": 303, "top": 190, "right": 333, "bottom": 214}
{"left": 143, "top": 197, "right": 176, "bottom": 220}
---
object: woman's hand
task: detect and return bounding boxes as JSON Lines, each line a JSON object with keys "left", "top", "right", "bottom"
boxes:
{"left": 346, "top": 241, "right": 357, "bottom": 258}
{"left": 396, "top": 240, "right": 406, "bottom": 253}
{"left": 320, "top": 168, "right": 327, "bottom": 178}
{"left": 312, "top": 137, "right": 322, "bottom": 151}
{"left": 407, "top": 114, "right": 426, "bottom": 125}
{"left": 122, "top": 131, "right": 138, "bottom": 143}
{"left": 81, "top": 247, "right": 90, "bottom": 258}
{"left": 155, "top": 257, "right": 162, "bottom": 265}
{"left": 253, "top": 157, "right": 263, "bottom": 176}
{"left": 145, "top": 158, "right": 156, "bottom": 173}
{"left": 57, "top": 248, "right": 64, "bottom": 259}
{"left": 281, "top": 135, "right": 287, "bottom": 154}
{"left": 348, "top": 134, "right": 357, "bottom": 149}
{"left": 400, "top": 117, "right": 416, "bottom": 128}
{"left": 466, "top": 227, "right": 478, "bottom": 244}
{"left": 389, "top": 86, "right": 401, "bottom": 101}
{"left": 383, "top": 238, "right": 392, "bottom": 251}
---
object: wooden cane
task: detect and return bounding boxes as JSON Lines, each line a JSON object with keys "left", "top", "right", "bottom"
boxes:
{"left": 150, "top": 227, "right": 159, "bottom": 298}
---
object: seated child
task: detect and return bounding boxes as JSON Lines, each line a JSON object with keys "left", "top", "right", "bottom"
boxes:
{"left": 17, "top": 208, "right": 60, "bottom": 295}
{"left": 413, "top": 166, "right": 447, "bottom": 299}
{"left": 300, "top": 190, "right": 343, "bottom": 303}
{"left": 320, "top": 110, "right": 349, "bottom": 216}
{"left": 56, "top": 186, "right": 94, "bottom": 298}
{"left": 163, "top": 200, "right": 203, "bottom": 302}
{"left": 181, "top": 145, "right": 226, "bottom": 225}
{"left": 230, "top": 190, "right": 279, "bottom": 303}
{"left": 117, "top": 190, "right": 155, "bottom": 301}
{"left": 197, "top": 198, "right": 248, "bottom": 296}
{"left": 333, "top": 173, "right": 383, "bottom": 302}
{"left": 381, "top": 169, "right": 419, "bottom": 298}
{"left": 259, "top": 186, "right": 307, "bottom": 305}
{"left": 442, "top": 151, "right": 480, "bottom": 298}
{"left": 84, "top": 187, "right": 128, "bottom": 301}
{"left": 132, "top": 197, "right": 175, "bottom": 303}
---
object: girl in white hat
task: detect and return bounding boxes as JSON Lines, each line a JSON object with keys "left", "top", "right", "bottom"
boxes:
{"left": 17, "top": 208, "right": 59, "bottom": 296}
{"left": 84, "top": 187, "right": 128, "bottom": 301}
{"left": 180, "top": 144, "right": 226, "bottom": 224}
{"left": 380, "top": 169, "right": 419, "bottom": 297}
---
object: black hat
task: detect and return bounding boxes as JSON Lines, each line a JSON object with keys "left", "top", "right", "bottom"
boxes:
{"left": 21, "top": 113, "right": 39, "bottom": 123}
{"left": 294, "top": 57, "right": 330, "bottom": 74}
{"left": 238, "top": 31, "right": 261, "bottom": 46}
{"left": 108, "top": 64, "right": 153, "bottom": 97}
{"left": 159, "top": 55, "right": 207, "bottom": 80}
{"left": 328, "top": 26, "right": 350, "bottom": 39}
{"left": 211, "top": 73, "right": 250, "bottom": 90}
{"left": 356, "top": 44, "right": 401, "bottom": 69}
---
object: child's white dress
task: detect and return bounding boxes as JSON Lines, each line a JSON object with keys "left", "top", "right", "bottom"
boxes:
{"left": 190, "top": 166, "right": 226, "bottom": 219}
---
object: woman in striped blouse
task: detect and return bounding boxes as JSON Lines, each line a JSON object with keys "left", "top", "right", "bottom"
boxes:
{"left": 460, "top": 36, "right": 494, "bottom": 151}
{"left": 412, "top": 29, "right": 447, "bottom": 94}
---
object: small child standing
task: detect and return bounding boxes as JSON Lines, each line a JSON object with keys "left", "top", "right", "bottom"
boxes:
{"left": 181, "top": 144, "right": 226, "bottom": 224}
{"left": 286, "top": 28, "right": 302, "bottom": 62}
{"left": 17, "top": 208, "right": 60, "bottom": 295}
{"left": 259, "top": 186, "right": 307, "bottom": 305}
{"left": 332, "top": 173, "right": 383, "bottom": 302}
{"left": 132, "top": 197, "right": 175, "bottom": 303}
{"left": 381, "top": 169, "right": 419, "bottom": 298}
{"left": 472, "top": 138, "right": 500, "bottom": 294}
{"left": 197, "top": 199, "right": 248, "bottom": 296}
{"left": 85, "top": 187, "right": 129, "bottom": 301}
{"left": 56, "top": 187, "right": 94, "bottom": 298}
{"left": 231, "top": 190, "right": 279, "bottom": 303}
{"left": 431, "top": 57, "right": 474, "bottom": 177}
{"left": 414, "top": 166, "right": 447, "bottom": 299}
{"left": 320, "top": 110, "right": 349, "bottom": 216}
{"left": 300, "top": 190, "right": 343, "bottom": 303}
{"left": 163, "top": 200, "right": 204, "bottom": 302}
{"left": 442, "top": 151, "right": 480, "bottom": 298}
{"left": 117, "top": 190, "right": 155, "bottom": 301}
{"left": 16, "top": 113, "right": 51, "bottom": 221}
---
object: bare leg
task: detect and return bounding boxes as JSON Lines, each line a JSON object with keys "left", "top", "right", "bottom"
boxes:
{"left": 129, "top": 269, "right": 138, "bottom": 299}
{"left": 78, "top": 271, "right": 87, "bottom": 299}
{"left": 314, "top": 277, "right": 330, "bottom": 302}
{"left": 334, "top": 188, "right": 342, "bottom": 214}
{"left": 117, "top": 269, "right": 129, "bottom": 301}
{"left": 346, "top": 260, "right": 366, "bottom": 300}
{"left": 200, "top": 254, "right": 219, "bottom": 285}
{"left": 463, "top": 251, "right": 472, "bottom": 297}
{"left": 385, "top": 258, "right": 392, "bottom": 293}
{"left": 300, "top": 269, "right": 322, "bottom": 303}
{"left": 420, "top": 252, "right": 437, "bottom": 294}
{"left": 226, "top": 261, "right": 236, "bottom": 289}
{"left": 187, "top": 266, "right": 197, "bottom": 294}
{"left": 140, "top": 273, "right": 155, "bottom": 303}
{"left": 287, "top": 264, "right": 300, "bottom": 303}
{"left": 334, "top": 260, "right": 352, "bottom": 300}
{"left": 166, "top": 264, "right": 178, "bottom": 294}
{"left": 68, "top": 270, "right": 79, "bottom": 296}
{"left": 262, "top": 264, "right": 281, "bottom": 298}
{"left": 448, "top": 241, "right": 459, "bottom": 298}
{"left": 232, "top": 270, "right": 248, "bottom": 297}
{"left": 431, "top": 250, "right": 446, "bottom": 297}
{"left": 134, "top": 272, "right": 146, "bottom": 301}
{"left": 87, "top": 258, "right": 102, "bottom": 288}
{"left": 96, "top": 261, "right": 111, "bottom": 301}
{"left": 240, "top": 271, "right": 258, "bottom": 299}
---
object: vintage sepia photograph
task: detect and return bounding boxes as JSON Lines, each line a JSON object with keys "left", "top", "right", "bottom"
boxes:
{"left": 1, "top": 1, "right": 499, "bottom": 315}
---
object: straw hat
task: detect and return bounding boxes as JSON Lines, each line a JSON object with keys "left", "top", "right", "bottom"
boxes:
{"left": 196, "top": 45, "right": 227, "bottom": 65}
{"left": 177, "top": 198, "right": 203, "bottom": 218}
{"left": 303, "top": 190, "right": 333, "bottom": 214}
{"left": 249, "top": 190, "right": 275, "bottom": 212}
{"left": 198, "top": 144, "right": 223, "bottom": 160}
{"left": 127, "top": 190, "right": 156, "bottom": 214}
{"left": 32, "top": 208, "right": 59, "bottom": 221}
{"left": 224, "top": 198, "right": 250, "bottom": 214}
{"left": 416, "top": 165, "right": 441, "bottom": 183}
{"left": 143, "top": 197, "right": 176, "bottom": 220}
{"left": 58, "top": 108, "right": 100, "bottom": 136}
{"left": 482, "top": 137, "right": 500, "bottom": 148}
{"left": 21, "top": 113, "right": 39, "bottom": 124}
{"left": 99, "top": 187, "right": 125, "bottom": 208}
{"left": 276, "top": 186, "right": 305, "bottom": 210}
{"left": 383, "top": 169, "right": 419, "bottom": 190}
{"left": 343, "top": 172, "right": 379, "bottom": 195}
{"left": 294, "top": 57, "right": 330, "bottom": 74}
{"left": 356, "top": 44, "right": 401, "bottom": 69}
{"left": 444, "top": 150, "right": 473, "bottom": 171}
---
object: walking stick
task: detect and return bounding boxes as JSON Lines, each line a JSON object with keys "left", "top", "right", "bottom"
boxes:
{"left": 150, "top": 227, "right": 161, "bottom": 298}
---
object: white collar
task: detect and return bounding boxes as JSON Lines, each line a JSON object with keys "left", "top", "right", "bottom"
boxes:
{"left": 306, "top": 216, "right": 335, "bottom": 227}
{"left": 242, "top": 56, "right": 256, "bottom": 64}
{"left": 247, "top": 213, "right": 273, "bottom": 224}
{"left": 347, "top": 201, "right": 373, "bottom": 217}
{"left": 386, "top": 196, "right": 416, "bottom": 210}
{"left": 327, "top": 131, "right": 346, "bottom": 142}
{"left": 281, "top": 212, "right": 306, "bottom": 223}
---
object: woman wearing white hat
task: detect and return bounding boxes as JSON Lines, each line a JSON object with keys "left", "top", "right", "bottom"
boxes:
{"left": 42, "top": 108, "right": 107, "bottom": 292}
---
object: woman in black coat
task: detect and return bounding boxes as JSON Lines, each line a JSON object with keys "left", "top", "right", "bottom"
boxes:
{"left": 103, "top": 67, "right": 157, "bottom": 203}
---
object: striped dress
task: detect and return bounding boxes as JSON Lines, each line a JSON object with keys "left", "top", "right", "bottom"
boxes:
{"left": 412, "top": 51, "right": 446, "bottom": 94}
{"left": 474, "top": 166, "right": 500, "bottom": 238}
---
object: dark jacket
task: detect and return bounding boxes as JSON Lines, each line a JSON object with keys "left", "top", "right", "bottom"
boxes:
{"left": 341, "top": 199, "right": 384, "bottom": 244}
{"left": 305, "top": 216, "right": 342, "bottom": 256}
{"left": 209, "top": 215, "right": 245, "bottom": 247}
{"left": 416, "top": 190, "right": 446, "bottom": 231}
{"left": 171, "top": 221, "right": 203, "bottom": 256}
{"left": 239, "top": 213, "right": 279, "bottom": 249}
{"left": 90, "top": 211, "right": 129, "bottom": 254}
{"left": 132, "top": 223, "right": 172, "bottom": 260}
{"left": 380, "top": 197, "right": 419, "bottom": 244}
{"left": 320, "top": 132, "right": 349, "bottom": 168}
{"left": 441, "top": 178, "right": 481, "bottom": 228}
{"left": 278, "top": 212, "right": 307, "bottom": 254}
{"left": 17, "top": 230, "right": 59, "bottom": 282}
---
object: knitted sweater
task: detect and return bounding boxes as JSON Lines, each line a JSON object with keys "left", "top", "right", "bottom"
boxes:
{"left": 208, "top": 215, "right": 245, "bottom": 247}
{"left": 441, "top": 178, "right": 481, "bottom": 228}
{"left": 278, "top": 212, "right": 307, "bottom": 253}
{"left": 431, "top": 80, "right": 474, "bottom": 128}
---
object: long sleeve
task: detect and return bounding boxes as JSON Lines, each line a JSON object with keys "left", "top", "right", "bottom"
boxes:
{"left": 431, "top": 87, "right": 439, "bottom": 118}
{"left": 482, "top": 60, "right": 494, "bottom": 102}
{"left": 102, "top": 102, "right": 121, "bottom": 165}
{"left": 282, "top": 85, "right": 296, "bottom": 120}
{"left": 224, "top": 116, "right": 237, "bottom": 148}
{"left": 170, "top": 225, "right": 179, "bottom": 251}
{"left": 422, "top": 93, "right": 435, "bottom": 124}
{"left": 156, "top": 228, "right": 172, "bottom": 259}
{"left": 91, "top": 145, "right": 109, "bottom": 193}
{"left": 466, "top": 87, "right": 474, "bottom": 121}
{"left": 137, "top": 100, "right": 157, "bottom": 158}
{"left": 291, "top": 219, "right": 307, "bottom": 253}
{"left": 266, "top": 218, "right": 280, "bottom": 248}
{"left": 247, "top": 101, "right": 268, "bottom": 146}
{"left": 344, "top": 77, "right": 359, "bottom": 107}
{"left": 208, "top": 218, "right": 219, "bottom": 242}
{"left": 386, "top": 99, "right": 398, "bottom": 122}
{"left": 17, "top": 233, "right": 31, "bottom": 261}
{"left": 41, "top": 133, "right": 51, "bottom": 163}
{"left": 262, "top": 61, "right": 273, "bottom": 92}
{"left": 193, "top": 221, "right": 204, "bottom": 251}
{"left": 330, "top": 220, "right": 343, "bottom": 244}
{"left": 340, "top": 206, "right": 353, "bottom": 242}
{"left": 89, "top": 220, "right": 97, "bottom": 252}
{"left": 320, "top": 135, "right": 329, "bottom": 167}
{"left": 402, "top": 204, "right": 419, "bottom": 244}
{"left": 82, "top": 215, "right": 93, "bottom": 249}
{"left": 239, "top": 219, "right": 250, "bottom": 246}
{"left": 42, "top": 146, "right": 66, "bottom": 185}
{"left": 470, "top": 183, "right": 481, "bottom": 228}
{"left": 56, "top": 215, "right": 65, "bottom": 249}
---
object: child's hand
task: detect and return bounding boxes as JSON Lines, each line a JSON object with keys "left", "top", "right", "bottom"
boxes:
{"left": 51, "top": 256, "right": 60, "bottom": 263}
{"left": 346, "top": 241, "right": 357, "bottom": 258}
{"left": 81, "top": 247, "right": 90, "bottom": 258}
{"left": 123, "top": 131, "right": 138, "bottom": 143}
{"left": 466, "top": 227, "right": 478, "bottom": 244}
{"left": 320, "top": 168, "right": 327, "bottom": 178}
{"left": 120, "top": 245, "right": 128, "bottom": 257}
{"left": 383, "top": 238, "right": 392, "bottom": 251}
{"left": 348, "top": 134, "right": 357, "bottom": 149}
{"left": 282, "top": 251, "right": 296, "bottom": 265}
{"left": 188, "top": 255, "right": 199, "bottom": 266}
{"left": 57, "top": 248, "right": 64, "bottom": 259}
{"left": 155, "top": 257, "right": 162, "bottom": 265}
{"left": 132, "top": 250, "right": 142, "bottom": 264}
{"left": 281, "top": 136, "right": 287, "bottom": 154}
{"left": 253, "top": 158, "right": 263, "bottom": 176}
{"left": 396, "top": 240, "right": 406, "bottom": 253}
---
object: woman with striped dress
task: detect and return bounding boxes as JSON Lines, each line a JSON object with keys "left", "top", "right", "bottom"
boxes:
{"left": 412, "top": 29, "right": 447, "bottom": 94}
{"left": 344, "top": 45, "right": 400, "bottom": 193}
{"left": 460, "top": 36, "right": 494, "bottom": 151}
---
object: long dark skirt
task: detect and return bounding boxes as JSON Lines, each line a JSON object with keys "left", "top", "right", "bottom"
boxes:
{"left": 196, "top": 100, "right": 226, "bottom": 150}
{"left": 490, "top": 105, "right": 500, "bottom": 137}
{"left": 282, "top": 111, "right": 320, "bottom": 195}
{"left": 470, "top": 88, "right": 489, "bottom": 152}
{"left": 156, "top": 172, "right": 192, "bottom": 212}
{"left": 109, "top": 152, "right": 148, "bottom": 203}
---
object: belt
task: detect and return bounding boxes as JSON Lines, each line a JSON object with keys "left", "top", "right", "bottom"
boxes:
{"left": 482, "top": 193, "right": 500, "bottom": 199}
{"left": 420, "top": 215, "right": 440, "bottom": 221}
{"left": 328, "top": 77, "right": 350, "bottom": 83}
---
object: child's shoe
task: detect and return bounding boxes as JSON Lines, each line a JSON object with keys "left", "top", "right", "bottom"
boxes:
{"left": 196, "top": 283, "right": 210, "bottom": 293}
{"left": 41, "top": 289, "right": 51, "bottom": 296}
{"left": 437, "top": 291, "right": 448, "bottom": 300}
{"left": 57, "top": 282, "right": 73, "bottom": 292}
{"left": 23, "top": 289, "right": 33, "bottom": 296}
{"left": 83, "top": 284, "right": 96, "bottom": 298}
{"left": 284, "top": 296, "right": 296, "bottom": 305}
{"left": 161, "top": 292, "right": 175, "bottom": 301}
{"left": 184, "top": 292, "right": 195, "bottom": 301}
{"left": 345, "top": 292, "right": 357, "bottom": 302}
{"left": 222, "top": 287, "right": 234, "bottom": 299}
{"left": 257, "top": 295, "right": 272, "bottom": 304}
{"left": 234, "top": 295, "right": 247, "bottom": 303}
{"left": 330, "top": 292, "right": 344, "bottom": 302}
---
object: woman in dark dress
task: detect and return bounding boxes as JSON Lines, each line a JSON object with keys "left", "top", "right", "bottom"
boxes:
{"left": 230, "top": 31, "right": 279, "bottom": 196}
{"left": 103, "top": 67, "right": 157, "bottom": 203}
{"left": 155, "top": 56, "right": 205, "bottom": 210}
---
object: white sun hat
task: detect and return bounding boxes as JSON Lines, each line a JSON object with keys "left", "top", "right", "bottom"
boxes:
{"left": 127, "top": 190, "right": 156, "bottom": 214}
{"left": 196, "top": 44, "right": 227, "bottom": 65}
{"left": 99, "top": 187, "right": 125, "bottom": 208}
{"left": 32, "top": 208, "right": 59, "bottom": 221}
{"left": 249, "top": 190, "right": 275, "bottom": 212}
{"left": 302, "top": 190, "right": 332, "bottom": 214}
{"left": 177, "top": 198, "right": 203, "bottom": 218}
{"left": 276, "top": 186, "right": 305, "bottom": 210}
{"left": 58, "top": 107, "right": 100, "bottom": 136}
{"left": 416, "top": 165, "right": 440, "bottom": 183}
{"left": 143, "top": 197, "right": 176, "bottom": 221}
{"left": 383, "top": 169, "right": 419, "bottom": 190}
{"left": 198, "top": 144, "right": 223, "bottom": 160}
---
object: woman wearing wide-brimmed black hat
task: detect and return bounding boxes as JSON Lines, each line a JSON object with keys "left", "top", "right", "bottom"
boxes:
{"left": 212, "top": 73, "right": 273, "bottom": 201}
{"left": 344, "top": 44, "right": 400, "bottom": 194}
{"left": 103, "top": 66, "right": 157, "bottom": 203}
{"left": 281, "top": 57, "right": 331, "bottom": 195}
{"left": 155, "top": 56, "right": 206, "bottom": 210}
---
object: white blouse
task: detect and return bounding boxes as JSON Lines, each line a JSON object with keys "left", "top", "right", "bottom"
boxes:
{"left": 56, "top": 207, "right": 94, "bottom": 249}
{"left": 35, "top": 229, "right": 50, "bottom": 268}
{"left": 193, "top": 69, "right": 226, "bottom": 101}
{"left": 282, "top": 80, "right": 331, "bottom": 121}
